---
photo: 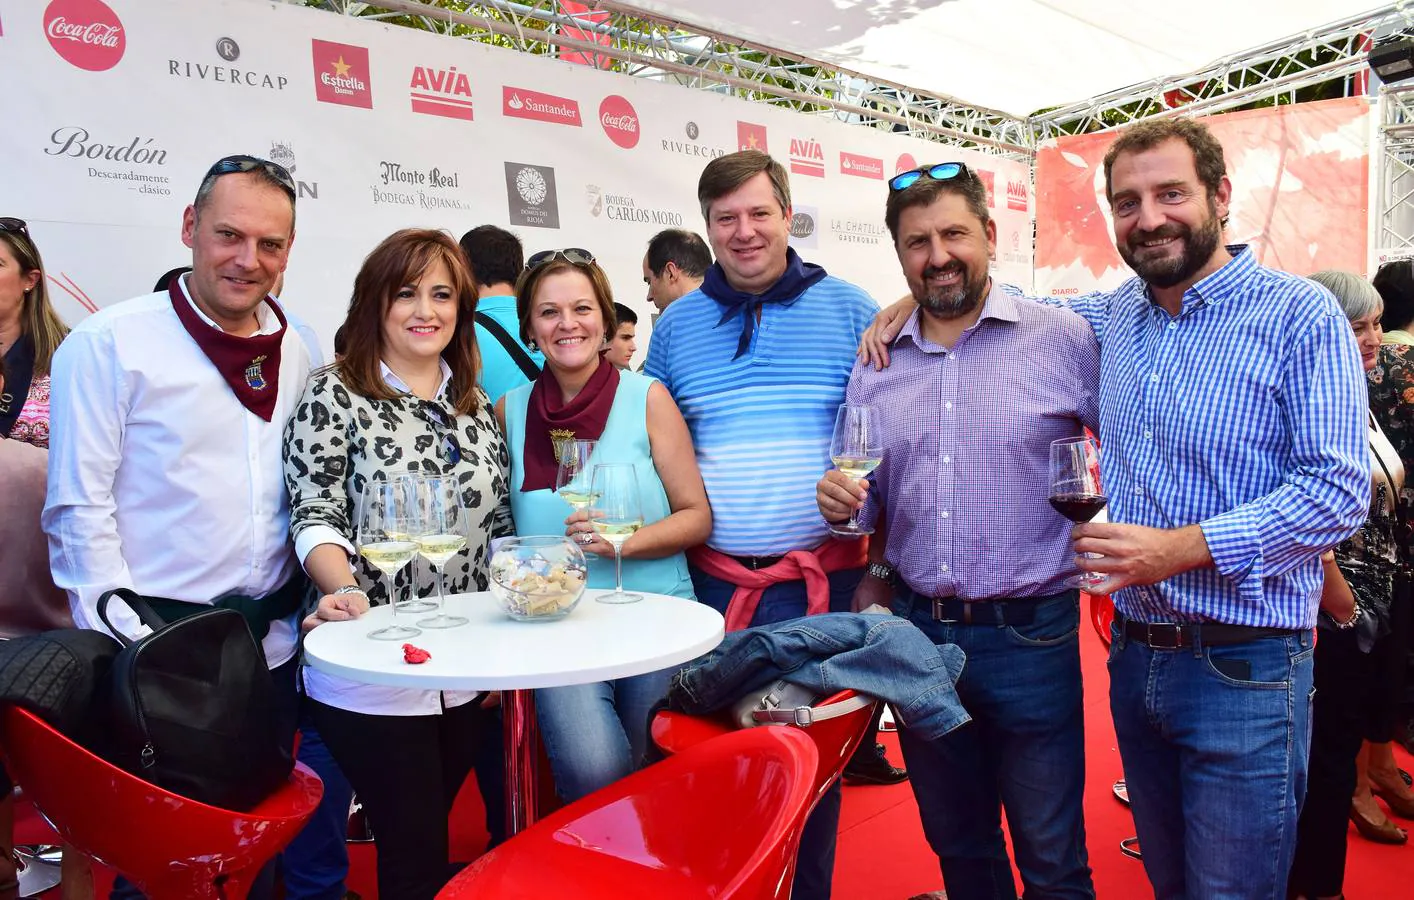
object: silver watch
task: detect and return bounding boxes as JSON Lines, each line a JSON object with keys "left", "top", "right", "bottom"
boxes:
{"left": 867, "top": 562, "right": 896, "bottom": 584}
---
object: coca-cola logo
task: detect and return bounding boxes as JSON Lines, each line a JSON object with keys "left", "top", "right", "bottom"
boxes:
{"left": 44, "top": 0, "right": 125, "bottom": 72}
{"left": 599, "top": 95, "right": 639, "bottom": 149}
{"left": 895, "top": 153, "right": 918, "bottom": 176}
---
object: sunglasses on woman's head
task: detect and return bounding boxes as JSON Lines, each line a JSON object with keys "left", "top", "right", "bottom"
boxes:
{"left": 888, "top": 163, "right": 972, "bottom": 193}
{"left": 0, "top": 218, "right": 29, "bottom": 236}
{"left": 525, "top": 248, "right": 596, "bottom": 270}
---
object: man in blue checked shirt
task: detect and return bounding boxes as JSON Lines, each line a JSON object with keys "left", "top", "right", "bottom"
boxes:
{"left": 818, "top": 163, "right": 1100, "bottom": 900}
{"left": 865, "top": 118, "right": 1370, "bottom": 899}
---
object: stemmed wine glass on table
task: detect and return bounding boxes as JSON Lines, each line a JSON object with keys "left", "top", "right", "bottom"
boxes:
{"left": 828, "top": 403, "right": 883, "bottom": 539}
{"left": 411, "top": 475, "right": 470, "bottom": 629}
{"left": 1048, "top": 435, "right": 1109, "bottom": 591}
{"left": 589, "top": 463, "right": 644, "bottom": 604}
{"left": 357, "top": 479, "right": 422, "bottom": 641}
{"left": 555, "top": 439, "right": 600, "bottom": 514}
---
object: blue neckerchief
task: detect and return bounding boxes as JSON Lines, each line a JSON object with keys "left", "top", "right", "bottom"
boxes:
{"left": 700, "top": 247, "right": 828, "bottom": 360}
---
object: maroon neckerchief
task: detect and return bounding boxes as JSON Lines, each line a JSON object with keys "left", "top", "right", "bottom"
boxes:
{"left": 168, "top": 278, "right": 287, "bottom": 422}
{"left": 521, "top": 359, "right": 620, "bottom": 492}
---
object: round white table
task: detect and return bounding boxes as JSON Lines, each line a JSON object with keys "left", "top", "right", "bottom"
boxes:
{"left": 303, "top": 589, "right": 724, "bottom": 833}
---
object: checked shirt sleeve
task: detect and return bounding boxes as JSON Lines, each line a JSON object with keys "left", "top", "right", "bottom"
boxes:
{"left": 1199, "top": 311, "right": 1370, "bottom": 584}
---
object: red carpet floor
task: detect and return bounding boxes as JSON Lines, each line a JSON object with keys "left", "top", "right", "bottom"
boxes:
{"left": 25, "top": 622, "right": 1413, "bottom": 898}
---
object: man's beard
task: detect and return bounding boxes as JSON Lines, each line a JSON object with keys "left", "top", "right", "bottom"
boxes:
{"left": 1118, "top": 204, "right": 1222, "bottom": 289}
{"left": 916, "top": 261, "right": 988, "bottom": 320}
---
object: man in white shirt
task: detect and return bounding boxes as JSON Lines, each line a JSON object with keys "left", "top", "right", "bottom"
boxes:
{"left": 43, "top": 155, "right": 313, "bottom": 900}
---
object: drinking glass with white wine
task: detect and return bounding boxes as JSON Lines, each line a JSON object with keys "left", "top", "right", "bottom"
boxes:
{"left": 358, "top": 479, "right": 422, "bottom": 641}
{"left": 588, "top": 463, "right": 644, "bottom": 604}
{"left": 555, "top": 439, "right": 599, "bottom": 512}
{"left": 412, "top": 475, "right": 469, "bottom": 629}
{"left": 828, "top": 403, "right": 884, "bottom": 538}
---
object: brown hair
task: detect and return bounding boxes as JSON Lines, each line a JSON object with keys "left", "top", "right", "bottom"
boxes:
{"left": 1103, "top": 117, "right": 1227, "bottom": 203}
{"left": 697, "top": 150, "right": 791, "bottom": 222}
{"left": 334, "top": 228, "right": 482, "bottom": 414}
{"left": 885, "top": 166, "right": 991, "bottom": 244}
{"left": 0, "top": 230, "right": 69, "bottom": 378}
{"left": 514, "top": 257, "right": 617, "bottom": 346}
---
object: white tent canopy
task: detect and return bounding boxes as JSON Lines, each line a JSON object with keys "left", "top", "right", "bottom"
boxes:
{"left": 615, "top": 0, "right": 1384, "bottom": 118}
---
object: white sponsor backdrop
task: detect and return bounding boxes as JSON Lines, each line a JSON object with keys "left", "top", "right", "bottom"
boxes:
{"left": 0, "top": 0, "right": 1033, "bottom": 355}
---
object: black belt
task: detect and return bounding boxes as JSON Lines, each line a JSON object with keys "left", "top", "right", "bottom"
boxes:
{"left": 145, "top": 575, "right": 309, "bottom": 642}
{"left": 930, "top": 597, "right": 1043, "bottom": 626}
{"left": 729, "top": 554, "right": 786, "bottom": 571}
{"left": 1116, "top": 613, "right": 1301, "bottom": 649}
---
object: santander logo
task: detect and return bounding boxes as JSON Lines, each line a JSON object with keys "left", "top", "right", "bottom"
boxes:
{"left": 598, "top": 95, "right": 639, "bottom": 149}
{"left": 44, "top": 0, "right": 125, "bottom": 72}
{"left": 503, "top": 86, "right": 582, "bottom": 127}
{"left": 840, "top": 151, "right": 883, "bottom": 180}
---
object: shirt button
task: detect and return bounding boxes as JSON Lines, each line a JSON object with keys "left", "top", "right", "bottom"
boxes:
{"left": 1167, "top": 322, "right": 1177, "bottom": 330}
{"left": 941, "top": 510, "right": 950, "bottom": 519}
{"left": 1150, "top": 372, "right": 1160, "bottom": 381}
{"left": 941, "top": 564, "right": 950, "bottom": 572}
{"left": 1143, "top": 430, "right": 1152, "bottom": 440}
{"left": 1134, "top": 485, "right": 1144, "bottom": 494}
{"left": 945, "top": 402, "right": 953, "bottom": 410}
{"left": 942, "top": 455, "right": 951, "bottom": 464}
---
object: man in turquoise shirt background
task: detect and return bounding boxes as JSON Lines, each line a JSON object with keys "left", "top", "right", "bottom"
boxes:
{"left": 460, "top": 225, "right": 543, "bottom": 403}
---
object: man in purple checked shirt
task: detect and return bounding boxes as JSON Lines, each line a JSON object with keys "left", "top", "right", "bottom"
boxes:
{"left": 817, "top": 164, "right": 1099, "bottom": 900}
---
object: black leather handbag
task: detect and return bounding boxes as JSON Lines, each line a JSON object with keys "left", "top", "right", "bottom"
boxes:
{"left": 96, "top": 588, "right": 293, "bottom": 811}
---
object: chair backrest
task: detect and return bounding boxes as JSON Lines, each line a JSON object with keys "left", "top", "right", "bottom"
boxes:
{"left": 1088, "top": 593, "right": 1115, "bottom": 648}
{"left": 0, "top": 706, "right": 322, "bottom": 899}
{"left": 653, "top": 688, "right": 877, "bottom": 806}
{"left": 441, "top": 726, "right": 819, "bottom": 900}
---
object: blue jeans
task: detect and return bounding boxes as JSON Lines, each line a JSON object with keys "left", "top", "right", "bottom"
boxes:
{"left": 536, "top": 668, "right": 676, "bottom": 803}
{"left": 279, "top": 709, "right": 356, "bottom": 900}
{"left": 1108, "top": 624, "right": 1314, "bottom": 900}
{"left": 689, "top": 564, "right": 864, "bottom": 900}
{"left": 894, "top": 590, "right": 1093, "bottom": 900}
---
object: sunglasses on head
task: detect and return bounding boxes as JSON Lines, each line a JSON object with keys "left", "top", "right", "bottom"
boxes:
{"left": 203, "top": 155, "right": 297, "bottom": 201}
{"left": 525, "top": 248, "right": 596, "bottom": 270}
{"left": 0, "top": 218, "right": 29, "bottom": 236}
{"left": 888, "top": 162, "right": 971, "bottom": 193}
{"left": 413, "top": 402, "right": 463, "bottom": 466}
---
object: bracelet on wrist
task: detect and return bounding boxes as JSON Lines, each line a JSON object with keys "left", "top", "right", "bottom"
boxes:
{"left": 1329, "top": 604, "right": 1361, "bottom": 629}
{"left": 333, "top": 585, "right": 367, "bottom": 598}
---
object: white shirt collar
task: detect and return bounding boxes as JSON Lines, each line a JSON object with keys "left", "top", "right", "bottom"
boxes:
{"left": 176, "top": 273, "right": 281, "bottom": 336}
{"left": 380, "top": 359, "right": 453, "bottom": 399}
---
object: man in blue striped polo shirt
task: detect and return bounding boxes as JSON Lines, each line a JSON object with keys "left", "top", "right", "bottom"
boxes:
{"left": 644, "top": 149, "right": 878, "bottom": 900}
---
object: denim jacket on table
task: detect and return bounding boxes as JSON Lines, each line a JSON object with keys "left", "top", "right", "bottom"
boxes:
{"left": 667, "top": 612, "right": 970, "bottom": 741}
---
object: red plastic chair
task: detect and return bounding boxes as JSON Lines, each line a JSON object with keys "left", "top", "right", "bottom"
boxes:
{"left": 438, "top": 725, "right": 819, "bottom": 900}
{"left": 0, "top": 706, "right": 323, "bottom": 899}
{"left": 652, "top": 688, "right": 878, "bottom": 807}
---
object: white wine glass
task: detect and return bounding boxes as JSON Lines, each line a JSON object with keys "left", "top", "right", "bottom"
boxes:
{"left": 555, "top": 439, "right": 599, "bottom": 511}
{"left": 1048, "top": 435, "right": 1109, "bottom": 591}
{"left": 589, "top": 463, "right": 644, "bottom": 604}
{"left": 828, "top": 403, "right": 883, "bottom": 538}
{"left": 392, "top": 473, "right": 437, "bottom": 614}
{"left": 413, "top": 475, "right": 469, "bottom": 629}
{"left": 357, "top": 479, "right": 421, "bottom": 641}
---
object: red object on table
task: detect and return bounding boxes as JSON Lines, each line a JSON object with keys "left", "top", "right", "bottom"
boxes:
{"left": 438, "top": 726, "right": 819, "bottom": 899}
{"left": 402, "top": 643, "right": 431, "bottom": 664}
{"left": 652, "top": 688, "right": 877, "bottom": 805}
{"left": 0, "top": 706, "right": 323, "bottom": 899}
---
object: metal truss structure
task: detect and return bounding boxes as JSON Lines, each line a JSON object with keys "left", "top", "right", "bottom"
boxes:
{"left": 304, "top": 0, "right": 1410, "bottom": 160}
{"left": 1376, "top": 83, "right": 1414, "bottom": 257}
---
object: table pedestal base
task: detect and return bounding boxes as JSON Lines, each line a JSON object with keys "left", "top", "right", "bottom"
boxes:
{"left": 503, "top": 689, "right": 539, "bottom": 836}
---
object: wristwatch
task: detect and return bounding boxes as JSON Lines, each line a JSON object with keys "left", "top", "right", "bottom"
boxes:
{"left": 866, "top": 562, "right": 896, "bottom": 585}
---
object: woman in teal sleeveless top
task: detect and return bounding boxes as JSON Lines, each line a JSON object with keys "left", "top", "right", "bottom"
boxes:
{"left": 494, "top": 250, "right": 710, "bottom": 802}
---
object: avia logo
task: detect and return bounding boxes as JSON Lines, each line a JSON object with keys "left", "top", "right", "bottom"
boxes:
{"left": 410, "top": 65, "right": 472, "bottom": 121}
{"left": 44, "top": 0, "right": 125, "bottom": 72}
{"left": 839, "top": 152, "right": 883, "bottom": 180}
{"left": 737, "top": 121, "right": 767, "bottom": 153}
{"left": 1006, "top": 178, "right": 1028, "bottom": 211}
{"left": 599, "top": 95, "right": 639, "bottom": 149}
{"left": 976, "top": 169, "right": 996, "bottom": 208}
{"left": 503, "top": 86, "right": 582, "bottom": 127}
{"left": 894, "top": 153, "right": 917, "bottom": 175}
{"left": 789, "top": 138, "right": 824, "bottom": 178}
{"left": 311, "top": 39, "right": 372, "bottom": 109}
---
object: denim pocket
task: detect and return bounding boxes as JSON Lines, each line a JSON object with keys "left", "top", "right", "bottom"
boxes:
{"left": 1202, "top": 635, "right": 1308, "bottom": 689}
{"left": 1004, "top": 596, "right": 1080, "bottom": 647}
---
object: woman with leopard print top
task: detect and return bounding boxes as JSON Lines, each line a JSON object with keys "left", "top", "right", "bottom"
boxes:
{"left": 283, "top": 229, "right": 511, "bottom": 900}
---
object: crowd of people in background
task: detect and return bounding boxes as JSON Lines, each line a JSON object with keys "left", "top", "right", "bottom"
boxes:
{"left": 1, "top": 113, "right": 1411, "bottom": 900}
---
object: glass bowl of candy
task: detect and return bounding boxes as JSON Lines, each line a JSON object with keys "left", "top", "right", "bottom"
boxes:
{"left": 488, "top": 536, "right": 589, "bottom": 622}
